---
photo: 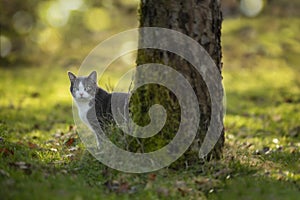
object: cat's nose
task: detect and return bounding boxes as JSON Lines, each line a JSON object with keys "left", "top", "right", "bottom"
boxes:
{"left": 79, "top": 93, "right": 83, "bottom": 97}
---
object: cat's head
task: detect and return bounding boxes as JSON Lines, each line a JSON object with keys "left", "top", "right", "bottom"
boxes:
{"left": 68, "top": 71, "right": 98, "bottom": 102}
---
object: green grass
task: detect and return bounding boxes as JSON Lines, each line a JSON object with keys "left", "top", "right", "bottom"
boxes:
{"left": 1, "top": 16, "right": 300, "bottom": 199}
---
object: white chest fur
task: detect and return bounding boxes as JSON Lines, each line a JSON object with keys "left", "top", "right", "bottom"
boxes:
{"left": 75, "top": 100, "right": 92, "bottom": 128}
{"left": 75, "top": 100, "right": 101, "bottom": 147}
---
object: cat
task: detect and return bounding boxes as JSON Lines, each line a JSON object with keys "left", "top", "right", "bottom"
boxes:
{"left": 68, "top": 71, "right": 129, "bottom": 146}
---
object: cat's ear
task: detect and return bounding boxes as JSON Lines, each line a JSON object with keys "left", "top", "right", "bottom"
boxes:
{"left": 88, "top": 71, "right": 97, "bottom": 82}
{"left": 68, "top": 71, "right": 76, "bottom": 82}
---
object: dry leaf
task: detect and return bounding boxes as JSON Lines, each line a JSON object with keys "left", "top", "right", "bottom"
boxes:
{"left": 117, "top": 182, "right": 130, "bottom": 193}
{"left": 148, "top": 173, "right": 157, "bottom": 181}
{"left": 0, "top": 148, "right": 14, "bottom": 156}
{"left": 65, "top": 138, "right": 75, "bottom": 146}
{"left": 177, "top": 187, "right": 192, "bottom": 196}
{"left": 28, "top": 142, "right": 39, "bottom": 149}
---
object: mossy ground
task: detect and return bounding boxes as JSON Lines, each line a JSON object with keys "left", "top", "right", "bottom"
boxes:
{"left": 0, "top": 16, "right": 299, "bottom": 199}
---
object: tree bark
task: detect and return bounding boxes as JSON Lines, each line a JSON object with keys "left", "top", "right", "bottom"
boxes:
{"left": 130, "top": 0, "right": 224, "bottom": 166}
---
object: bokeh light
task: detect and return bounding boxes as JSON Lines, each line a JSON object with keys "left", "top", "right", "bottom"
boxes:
{"left": 58, "top": 0, "right": 83, "bottom": 11}
{"left": 37, "top": 28, "right": 61, "bottom": 53}
{"left": 84, "top": 8, "right": 111, "bottom": 32}
{"left": 0, "top": 36, "right": 12, "bottom": 57}
{"left": 12, "top": 11, "right": 34, "bottom": 34}
{"left": 38, "top": 0, "right": 83, "bottom": 28}
{"left": 46, "top": 2, "right": 70, "bottom": 27}
{"left": 240, "top": 0, "right": 264, "bottom": 17}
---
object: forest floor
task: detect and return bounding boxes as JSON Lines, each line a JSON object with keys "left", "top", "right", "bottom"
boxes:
{"left": 0, "top": 16, "right": 300, "bottom": 199}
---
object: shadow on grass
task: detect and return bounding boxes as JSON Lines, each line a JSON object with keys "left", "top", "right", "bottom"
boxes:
{"left": 209, "top": 175, "right": 300, "bottom": 200}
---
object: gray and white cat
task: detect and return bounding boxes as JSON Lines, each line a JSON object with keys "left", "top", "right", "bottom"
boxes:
{"left": 68, "top": 71, "right": 129, "bottom": 140}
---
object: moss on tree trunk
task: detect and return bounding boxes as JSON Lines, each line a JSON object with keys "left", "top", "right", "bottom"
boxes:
{"left": 129, "top": 0, "right": 224, "bottom": 167}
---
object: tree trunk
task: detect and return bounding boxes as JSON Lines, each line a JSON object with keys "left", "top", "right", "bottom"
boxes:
{"left": 130, "top": 0, "right": 224, "bottom": 167}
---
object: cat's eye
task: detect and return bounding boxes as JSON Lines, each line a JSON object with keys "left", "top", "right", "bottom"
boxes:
{"left": 86, "top": 86, "right": 91, "bottom": 90}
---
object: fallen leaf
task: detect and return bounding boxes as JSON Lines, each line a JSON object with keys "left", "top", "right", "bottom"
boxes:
{"left": 177, "top": 187, "right": 192, "bottom": 196}
{"left": 0, "top": 148, "right": 14, "bottom": 156}
{"left": 117, "top": 182, "right": 130, "bottom": 193}
{"left": 148, "top": 173, "right": 157, "bottom": 181}
{"left": 64, "top": 138, "right": 75, "bottom": 146}
{"left": 28, "top": 142, "right": 39, "bottom": 149}
{"left": 195, "top": 178, "right": 211, "bottom": 186}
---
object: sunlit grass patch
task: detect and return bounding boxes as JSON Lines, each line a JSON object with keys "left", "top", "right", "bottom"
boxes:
{"left": 222, "top": 16, "right": 300, "bottom": 69}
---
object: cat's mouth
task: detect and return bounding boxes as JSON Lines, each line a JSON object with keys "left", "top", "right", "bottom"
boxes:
{"left": 76, "top": 95, "right": 93, "bottom": 101}
{"left": 76, "top": 96, "right": 89, "bottom": 101}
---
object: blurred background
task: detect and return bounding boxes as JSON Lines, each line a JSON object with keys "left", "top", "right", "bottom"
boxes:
{"left": 1, "top": 0, "right": 299, "bottom": 68}
{"left": 0, "top": 0, "right": 139, "bottom": 66}
{"left": 1, "top": 0, "right": 299, "bottom": 102}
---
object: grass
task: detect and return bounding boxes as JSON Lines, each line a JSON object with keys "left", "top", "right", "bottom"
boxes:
{"left": 1, "top": 16, "right": 300, "bottom": 199}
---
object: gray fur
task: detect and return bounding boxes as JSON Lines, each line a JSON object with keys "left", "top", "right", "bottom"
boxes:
{"left": 68, "top": 71, "right": 129, "bottom": 129}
